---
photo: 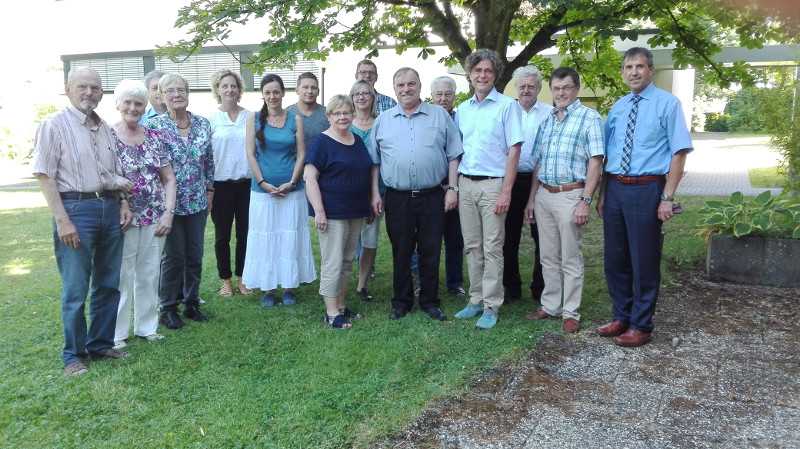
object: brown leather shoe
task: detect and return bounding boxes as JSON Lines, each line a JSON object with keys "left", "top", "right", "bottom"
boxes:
{"left": 614, "top": 329, "right": 652, "bottom": 347}
{"left": 525, "top": 309, "right": 555, "bottom": 321}
{"left": 596, "top": 320, "right": 629, "bottom": 337}
{"left": 562, "top": 318, "right": 580, "bottom": 333}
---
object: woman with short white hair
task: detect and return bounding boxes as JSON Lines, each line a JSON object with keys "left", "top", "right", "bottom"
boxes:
{"left": 111, "top": 79, "right": 177, "bottom": 348}
{"left": 146, "top": 73, "right": 214, "bottom": 329}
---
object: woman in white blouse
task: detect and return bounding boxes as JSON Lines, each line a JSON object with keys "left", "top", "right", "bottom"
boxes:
{"left": 209, "top": 69, "right": 252, "bottom": 297}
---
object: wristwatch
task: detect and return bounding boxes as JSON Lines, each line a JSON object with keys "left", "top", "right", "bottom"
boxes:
{"left": 447, "top": 185, "right": 459, "bottom": 192}
{"left": 660, "top": 193, "right": 674, "bottom": 201}
{"left": 579, "top": 195, "right": 592, "bottom": 205}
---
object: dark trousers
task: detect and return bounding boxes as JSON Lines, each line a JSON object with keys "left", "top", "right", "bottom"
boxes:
{"left": 160, "top": 210, "right": 208, "bottom": 310}
{"left": 443, "top": 208, "right": 464, "bottom": 289}
{"left": 603, "top": 177, "right": 664, "bottom": 332}
{"left": 503, "top": 172, "right": 544, "bottom": 299}
{"left": 384, "top": 188, "right": 445, "bottom": 312}
{"left": 211, "top": 179, "right": 250, "bottom": 279}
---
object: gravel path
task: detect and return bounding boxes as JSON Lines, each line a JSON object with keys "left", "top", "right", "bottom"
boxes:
{"left": 375, "top": 270, "right": 800, "bottom": 449}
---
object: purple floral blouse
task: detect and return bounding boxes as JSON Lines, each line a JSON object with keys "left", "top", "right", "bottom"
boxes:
{"left": 113, "top": 128, "right": 169, "bottom": 227}
{"left": 145, "top": 112, "right": 214, "bottom": 215}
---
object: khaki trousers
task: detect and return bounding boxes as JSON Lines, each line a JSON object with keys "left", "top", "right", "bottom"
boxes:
{"left": 116, "top": 224, "right": 165, "bottom": 343}
{"left": 533, "top": 186, "right": 585, "bottom": 320}
{"left": 318, "top": 218, "right": 364, "bottom": 298}
{"left": 458, "top": 176, "right": 506, "bottom": 310}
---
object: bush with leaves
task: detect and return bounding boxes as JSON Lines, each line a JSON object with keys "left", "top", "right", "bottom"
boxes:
{"left": 699, "top": 191, "right": 800, "bottom": 239}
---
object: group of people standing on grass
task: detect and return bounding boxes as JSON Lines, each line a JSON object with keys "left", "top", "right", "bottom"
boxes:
{"left": 34, "top": 46, "right": 691, "bottom": 377}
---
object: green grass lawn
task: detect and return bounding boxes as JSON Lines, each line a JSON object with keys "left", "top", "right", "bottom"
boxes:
{"left": 0, "top": 195, "right": 710, "bottom": 449}
{"left": 748, "top": 166, "right": 786, "bottom": 189}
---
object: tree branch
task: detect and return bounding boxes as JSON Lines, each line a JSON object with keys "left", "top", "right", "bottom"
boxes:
{"left": 412, "top": 0, "right": 472, "bottom": 64}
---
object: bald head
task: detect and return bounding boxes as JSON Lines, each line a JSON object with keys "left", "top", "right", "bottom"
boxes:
{"left": 66, "top": 67, "right": 103, "bottom": 114}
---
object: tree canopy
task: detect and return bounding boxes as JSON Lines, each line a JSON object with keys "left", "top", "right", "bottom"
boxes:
{"left": 164, "top": 0, "right": 796, "bottom": 106}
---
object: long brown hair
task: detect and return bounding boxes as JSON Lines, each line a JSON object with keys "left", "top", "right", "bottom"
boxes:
{"left": 256, "top": 74, "right": 285, "bottom": 147}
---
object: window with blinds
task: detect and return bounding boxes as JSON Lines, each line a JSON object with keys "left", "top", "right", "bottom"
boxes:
{"left": 253, "top": 60, "right": 320, "bottom": 90}
{"left": 154, "top": 52, "right": 241, "bottom": 90}
{"left": 69, "top": 57, "right": 145, "bottom": 90}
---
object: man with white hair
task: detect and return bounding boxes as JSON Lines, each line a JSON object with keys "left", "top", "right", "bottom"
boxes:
{"left": 430, "top": 75, "right": 465, "bottom": 296}
{"left": 505, "top": 65, "right": 550, "bottom": 306}
{"left": 33, "top": 67, "right": 134, "bottom": 376}
{"left": 141, "top": 70, "right": 166, "bottom": 122}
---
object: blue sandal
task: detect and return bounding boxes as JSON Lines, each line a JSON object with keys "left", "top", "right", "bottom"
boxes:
{"left": 324, "top": 314, "right": 352, "bottom": 329}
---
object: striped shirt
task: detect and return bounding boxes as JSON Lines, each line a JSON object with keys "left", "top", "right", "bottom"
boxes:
{"left": 32, "top": 106, "right": 127, "bottom": 192}
{"left": 531, "top": 99, "right": 604, "bottom": 186}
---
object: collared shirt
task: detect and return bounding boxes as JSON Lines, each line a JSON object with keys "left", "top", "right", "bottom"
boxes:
{"left": 375, "top": 92, "right": 397, "bottom": 114}
{"left": 32, "top": 106, "right": 127, "bottom": 192}
{"left": 145, "top": 112, "right": 214, "bottom": 215}
{"left": 139, "top": 106, "right": 163, "bottom": 125}
{"left": 367, "top": 102, "right": 463, "bottom": 190}
{"left": 455, "top": 88, "right": 524, "bottom": 177}
{"left": 518, "top": 100, "right": 553, "bottom": 173}
{"left": 532, "top": 99, "right": 604, "bottom": 186}
{"left": 605, "top": 82, "right": 693, "bottom": 175}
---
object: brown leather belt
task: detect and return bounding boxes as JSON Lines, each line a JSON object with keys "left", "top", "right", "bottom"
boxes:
{"left": 610, "top": 174, "right": 665, "bottom": 185}
{"left": 542, "top": 182, "right": 584, "bottom": 193}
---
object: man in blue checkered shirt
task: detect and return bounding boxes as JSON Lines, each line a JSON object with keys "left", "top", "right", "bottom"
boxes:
{"left": 355, "top": 59, "right": 397, "bottom": 114}
{"left": 523, "top": 67, "right": 604, "bottom": 335}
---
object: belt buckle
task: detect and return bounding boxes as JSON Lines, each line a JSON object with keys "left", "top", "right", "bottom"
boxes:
{"left": 614, "top": 174, "right": 626, "bottom": 183}
{"left": 93, "top": 191, "right": 103, "bottom": 199}
{"left": 410, "top": 190, "right": 420, "bottom": 198}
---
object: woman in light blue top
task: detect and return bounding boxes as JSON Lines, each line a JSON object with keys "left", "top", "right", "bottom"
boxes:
{"left": 349, "top": 80, "right": 382, "bottom": 302}
{"left": 242, "top": 74, "right": 316, "bottom": 307}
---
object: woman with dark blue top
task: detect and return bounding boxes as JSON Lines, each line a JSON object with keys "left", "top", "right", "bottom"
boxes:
{"left": 304, "top": 95, "right": 373, "bottom": 329}
{"left": 242, "top": 74, "right": 316, "bottom": 307}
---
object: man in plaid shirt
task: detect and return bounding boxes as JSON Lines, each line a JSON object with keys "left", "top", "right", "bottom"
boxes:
{"left": 355, "top": 59, "right": 397, "bottom": 114}
{"left": 523, "top": 67, "right": 604, "bottom": 334}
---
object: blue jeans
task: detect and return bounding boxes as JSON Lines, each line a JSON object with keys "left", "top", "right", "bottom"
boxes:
{"left": 603, "top": 177, "right": 664, "bottom": 332}
{"left": 54, "top": 198, "right": 123, "bottom": 366}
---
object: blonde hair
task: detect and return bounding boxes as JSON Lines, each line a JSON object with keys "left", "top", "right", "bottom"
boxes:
{"left": 325, "top": 95, "right": 355, "bottom": 115}
{"left": 210, "top": 69, "right": 244, "bottom": 104}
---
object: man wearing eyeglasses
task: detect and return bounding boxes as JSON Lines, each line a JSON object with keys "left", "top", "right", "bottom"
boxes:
{"left": 523, "top": 67, "right": 604, "bottom": 334}
{"left": 355, "top": 59, "right": 397, "bottom": 114}
{"left": 367, "top": 68, "right": 462, "bottom": 322}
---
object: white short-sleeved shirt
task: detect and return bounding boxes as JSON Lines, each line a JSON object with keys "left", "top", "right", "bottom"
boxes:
{"left": 209, "top": 109, "right": 251, "bottom": 181}
{"left": 518, "top": 101, "right": 553, "bottom": 173}
{"left": 456, "top": 88, "right": 524, "bottom": 177}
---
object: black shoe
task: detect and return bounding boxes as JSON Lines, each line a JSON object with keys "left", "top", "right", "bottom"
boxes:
{"left": 357, "top": 288, "right": 373, "bottom": 302}
{"left": 447, "top": 286, "right": 466, "bottom": 297}
{"left": 390, "top": 308, "right": 408, "bottom": 320}
{"left": 505, "top": 288, "right": 522, "bottom": 302}
{"left": 184, "top": 306, "right": 208, "bottom": 322}
{"left": 89, "top": 348, "right": 130, "bottom": 361}
{"left": 423, "top": 307, "right": 447, "bottom": 321}
{"left": 159, "top": 310, "right": 184, "bottom": 329}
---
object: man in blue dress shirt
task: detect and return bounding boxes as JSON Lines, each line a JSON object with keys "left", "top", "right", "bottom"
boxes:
{"left": 367, "top": 68, "right": 463, "bottom": 321}
{"left": 453, "top": 49, "right": 524, "bottom": 330}
{"left": 597, "top": 47, "right": 693, "bottom": 347}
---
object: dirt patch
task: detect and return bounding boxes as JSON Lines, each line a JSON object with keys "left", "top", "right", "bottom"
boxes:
{"left": 373, "top": 270, "right": 800, "bottom": 449}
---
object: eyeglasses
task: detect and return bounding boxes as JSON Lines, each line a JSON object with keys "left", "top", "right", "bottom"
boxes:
{"left": 330, "top": 111, "right": 353, "bottom": 117}
{"left": 551, "top": 85, "right": 577, "bottom": 93}
{"left": 357, "top": 70, "right": 377, "bottom": 77}
{"left": 352, "top": 92, "right": 373, "bottom": 98}
{"left": 432, "top": 91, "right": 455, "bottom": 98}
{"left": 164, "top": 88, "right": 187, "bottom": 96}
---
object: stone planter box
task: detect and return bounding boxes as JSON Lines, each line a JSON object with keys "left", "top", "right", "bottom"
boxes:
{"left": 707, "top": 234, "right": 800, "bottom": 287}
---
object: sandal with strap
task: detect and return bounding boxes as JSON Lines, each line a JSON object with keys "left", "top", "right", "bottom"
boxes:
{"left": 237, "top": 279, "right": 252, "bottom": 295}
{"left": 324, "top": 313, "right": 352, "bottom": 329}
{"left": 218, "top": 281, "right": 233, "bottom": 297}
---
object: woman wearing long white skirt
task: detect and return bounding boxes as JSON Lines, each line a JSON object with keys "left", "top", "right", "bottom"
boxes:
{"left": 243, "top": 74, "right": 316, "bottom": 306}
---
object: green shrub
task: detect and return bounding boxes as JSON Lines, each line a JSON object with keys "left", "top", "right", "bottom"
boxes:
{"left": 704, "top": 112, "right": 729, "bottom": 132}
{"left": 698, "top": 191, "right": 800, "bottom": 239}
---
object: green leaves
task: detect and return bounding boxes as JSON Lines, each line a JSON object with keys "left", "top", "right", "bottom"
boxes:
{"left": 699, "top": 190, "right": 800, "bottom": 239}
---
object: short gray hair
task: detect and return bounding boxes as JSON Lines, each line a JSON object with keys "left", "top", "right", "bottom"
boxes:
{"left": 465, "top": 49, "right": 503, "bottom": 75}
{"left": 512, "top": 65, "right": 542, "bottom": 84}
{"left": 430, "top": 76, "right": 456, "bottom": 92}
{"left": 393, "top": 67, "right": 420, "bottom": 83}
{"left": 143, "top": 70, "right": 164, "bottom": 88}
{"left": 66, "top": 67, "right": 101, "bottom": 89}
{"left": 158, "top": 73, "right": 189, "bottom": 93}
{"left": 114, "top": 79, "right": 148, "bottom": 106}
{"left": 326, "top": 94, "right": 355, "bottom": 115}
